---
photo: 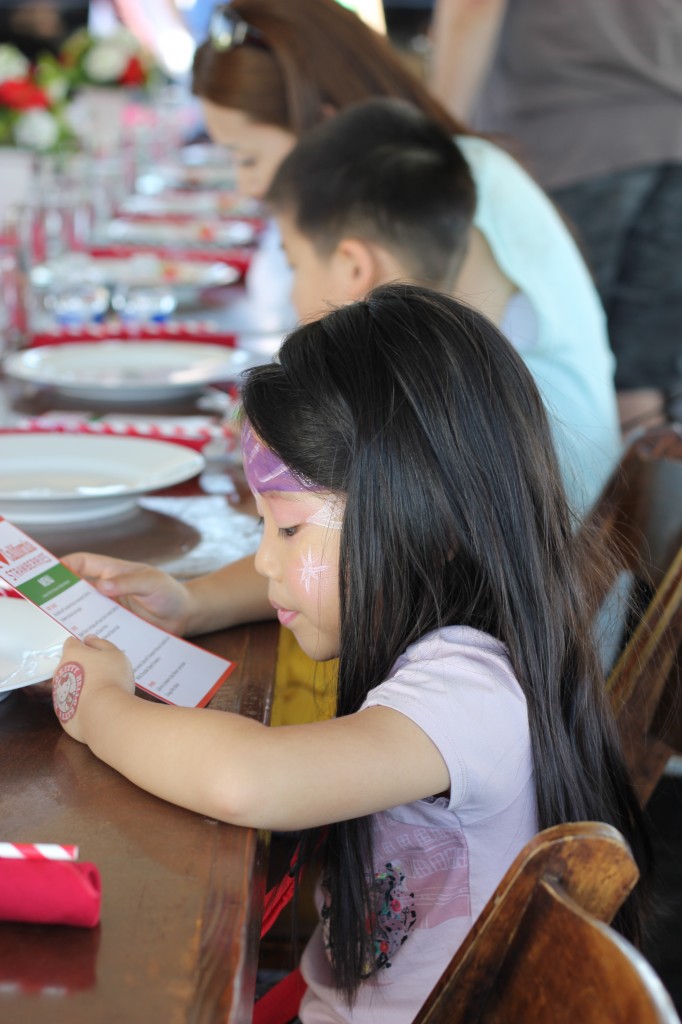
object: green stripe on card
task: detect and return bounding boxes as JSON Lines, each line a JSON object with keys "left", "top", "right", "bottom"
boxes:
{"left": 16, "top": 562, "right": 80, "bottom": 605}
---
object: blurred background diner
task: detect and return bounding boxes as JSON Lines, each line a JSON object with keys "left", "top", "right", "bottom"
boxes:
{"left": 429, "top": 0, "right": 682, "bottom": 435}
{"left": 0, "top": 0, "right": 680, "bottom": 1019}
{"left": 0, "top": 0, "right": 89, "bottom": 59}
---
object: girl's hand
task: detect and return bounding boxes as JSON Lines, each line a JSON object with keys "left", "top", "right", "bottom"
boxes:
{"left": 62, "top": 552, "right": 195, "bottom": 636}
{"left": 52, "top": 635, "right": 134, "bottom": 745}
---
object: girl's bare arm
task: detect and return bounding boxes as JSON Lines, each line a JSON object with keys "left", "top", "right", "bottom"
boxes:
{"left": 54, "top": 636, "right": 449, "bottom": 832}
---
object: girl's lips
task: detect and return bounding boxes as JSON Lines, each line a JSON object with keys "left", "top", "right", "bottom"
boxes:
{"left": 270, "top": 601, "right": 298, "bottom": 628}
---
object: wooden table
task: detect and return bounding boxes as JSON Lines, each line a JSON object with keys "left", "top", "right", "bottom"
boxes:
{"left": 0, "top": 370, "right": 281, "bottom": 1022}
{"left": 0, "top": 618, "right": 279, "bottom": 1024}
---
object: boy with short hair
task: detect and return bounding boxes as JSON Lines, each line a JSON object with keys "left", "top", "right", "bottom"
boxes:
{"left": 268, "top": 97, "right": 476, "bottom": 321}
{"left": 266, "top": 97, "right": 621, "bottom": 518}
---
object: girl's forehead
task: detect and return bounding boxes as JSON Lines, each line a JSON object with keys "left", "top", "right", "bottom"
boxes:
{"left": 242, "top": 423, "right": 343, "bottom": 526}
{"left": 263, "top": 489, "right": 319, "bottom": 506}
{"left": 260, "top": 489, "right": 334, "bottom": 512}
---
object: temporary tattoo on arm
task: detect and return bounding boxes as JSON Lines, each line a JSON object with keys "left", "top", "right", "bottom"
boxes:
{"left": 53, "top": 661, "right": 85, "bottom": 723}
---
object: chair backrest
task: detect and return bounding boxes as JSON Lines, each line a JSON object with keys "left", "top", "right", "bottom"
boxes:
{"left": 587, "top": 424, "right": 682, "bottom": 600}
{"left": 606, "top": 540, "right": 682, "bottom": 802}
{"left": 413, "top": 822, "right": 679, "bottom": 1024}
{"left": 584, "top": 424, "right": 682, "bottom": 803}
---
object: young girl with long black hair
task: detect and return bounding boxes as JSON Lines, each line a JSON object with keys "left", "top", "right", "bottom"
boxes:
{"left": 54, "top": 284, "right": 644, "bottom": 1022}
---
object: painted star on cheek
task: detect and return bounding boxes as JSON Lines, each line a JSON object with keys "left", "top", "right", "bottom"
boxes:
{"left": 299, "top": 546, "right": 330, "bottom": 595}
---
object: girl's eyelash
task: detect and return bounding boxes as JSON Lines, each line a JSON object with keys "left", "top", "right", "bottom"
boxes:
{"left": 257, "top": 516, "right": 297, "bottom": 537}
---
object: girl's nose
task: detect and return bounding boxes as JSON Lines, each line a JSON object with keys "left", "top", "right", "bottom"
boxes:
{"left": 254, "top": 534, "right": 280, "bottom": 581}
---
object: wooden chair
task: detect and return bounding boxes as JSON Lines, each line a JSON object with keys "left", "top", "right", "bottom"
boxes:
{"left": 587, "top": 424, "right": 682, "bottom": 608}
{"left": 584, "top": 423, "right": 682, "bottom": 803}
{"left": 606, "top": 540, "right": 682, "bottom": 803}
{"left": 414, "top": 821, "right": 680, "bottom": 1024}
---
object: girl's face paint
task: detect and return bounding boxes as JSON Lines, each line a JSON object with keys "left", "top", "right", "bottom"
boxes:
{"left": 53, "top": 661, "right": 84, "bottom": 723}
{"left": 305, "top": 494, "right": 345, "bottom": 531}
{"left": 242, "top": 422, "right": 317, "bottom": 496}
{"left": 254, "top": 488, "right": 344, "bottom": 662}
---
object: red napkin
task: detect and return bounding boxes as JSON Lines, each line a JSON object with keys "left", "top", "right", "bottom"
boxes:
{"left": 0, "top": 859, "right": 102, "bottom": 927}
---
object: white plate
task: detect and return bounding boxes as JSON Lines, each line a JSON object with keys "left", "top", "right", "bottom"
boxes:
{"left": 0, "top": 433, "right": 205, "bottom": 523}
{"left": 136, "top": 163, "right": 236, "bottom": 193}
{"left": 0, "top": 599, "right": 68, "bottom": 698}
{"left": 103, "top": 218, "right": 256, "bottom": 248}
{"left": 4, "top": 341, "right": 254, "bottom": 402}
{"left": 120, "top": 192, "right": 261, "bottom": 219}
{"left": 30, "top": 254, "right": 239, "bottom": 293}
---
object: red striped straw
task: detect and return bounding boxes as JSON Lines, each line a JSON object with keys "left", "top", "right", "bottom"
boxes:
{"left": 0, "top": 842, "right": 79, "bottom": 861}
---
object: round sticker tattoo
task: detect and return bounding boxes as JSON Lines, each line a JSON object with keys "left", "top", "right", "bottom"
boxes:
{"left": 53, "top": 661, "right": 85, "bottom": 723}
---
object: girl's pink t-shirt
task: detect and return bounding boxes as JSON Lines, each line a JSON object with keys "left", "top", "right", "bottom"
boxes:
{"left": 300, "top": 625, "right": 537, "bottom": 1023}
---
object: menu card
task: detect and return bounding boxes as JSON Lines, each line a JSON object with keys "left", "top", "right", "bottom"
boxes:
{"left": 0, "top": 518, "right": 233, "bottom": 707}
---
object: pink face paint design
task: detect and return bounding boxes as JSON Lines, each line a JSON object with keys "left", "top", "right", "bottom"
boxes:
{"left": 53, "top": 661, "right": 84, "bottom": 723}
{"left": 242, "top": 421, "right": 320, "bottom": 495}
{"left": 305, "top": 494, "right": 344, "bottom": 531}
{"left": 298, "top": 545, "right": 331, "bottom": 595}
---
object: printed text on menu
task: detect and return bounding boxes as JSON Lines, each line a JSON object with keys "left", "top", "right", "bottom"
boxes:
{"left": 0, "top": 518, "right": 233, "bottom": 707}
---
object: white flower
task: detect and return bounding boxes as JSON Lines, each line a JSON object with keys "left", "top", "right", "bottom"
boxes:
{"left": 0, "top": 44, "right": 30, "bottom": 84}
{"left": 13, "top": 109, "right": 60, "bottom": 150}
{"left": 82, "top": 40, "right": 130, "bottom": 84}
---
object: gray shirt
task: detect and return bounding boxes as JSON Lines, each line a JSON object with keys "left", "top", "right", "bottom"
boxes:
{"left": 472, "top": 0, "right": 682, "bottom": 189}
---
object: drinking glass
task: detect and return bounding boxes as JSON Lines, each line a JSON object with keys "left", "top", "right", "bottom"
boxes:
{"left": 111, "top": 284, "right": 177, "bottom": 323}
{"left": 46, "top": 283, "right": 111, "bottom": 326}
{"left": 0, "top": 241, "right": 27, "bottom": 352}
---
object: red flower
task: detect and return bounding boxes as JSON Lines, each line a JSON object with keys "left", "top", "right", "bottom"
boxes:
{"left": 0, "top": 79, "right": 50, "bottom": 111}
{"left": 119, "top": 55, "right": 146, "bottom": 87}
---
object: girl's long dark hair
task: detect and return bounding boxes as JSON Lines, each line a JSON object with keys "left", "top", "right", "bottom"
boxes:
{"left": 241, "top": 284, "right": 647, "bottom": 1003}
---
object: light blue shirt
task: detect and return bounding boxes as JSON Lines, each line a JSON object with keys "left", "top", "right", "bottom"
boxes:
{"left": 457, "top": 135, "right": 622, "bottom": 514}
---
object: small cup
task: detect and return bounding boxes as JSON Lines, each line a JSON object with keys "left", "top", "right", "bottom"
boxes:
{"left": 46, "top": 283, "right": 111, "bottom": 326}
{"left": 111, "top": 285, "right": 177, "bottom": 324}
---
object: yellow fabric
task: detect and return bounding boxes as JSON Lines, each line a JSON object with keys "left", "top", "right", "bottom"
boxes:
{"left": 271, "top": 627, "right": 337, "bottom": 726}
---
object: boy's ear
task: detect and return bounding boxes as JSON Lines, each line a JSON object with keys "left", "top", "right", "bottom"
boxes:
{"left": 333, "top": 238, "right": 383, "bottom": 301}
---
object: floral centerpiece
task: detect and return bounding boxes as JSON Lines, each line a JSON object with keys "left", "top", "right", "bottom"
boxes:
{"left": 0, "top": 44, "right": 74, "bottom": 151}
{"left": 58, "top": 27, "right": 159, "bottom": 92}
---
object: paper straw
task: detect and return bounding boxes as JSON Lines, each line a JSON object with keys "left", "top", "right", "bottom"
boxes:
{"left": 0, "top": 842, "right": 79, "bottom": 861}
